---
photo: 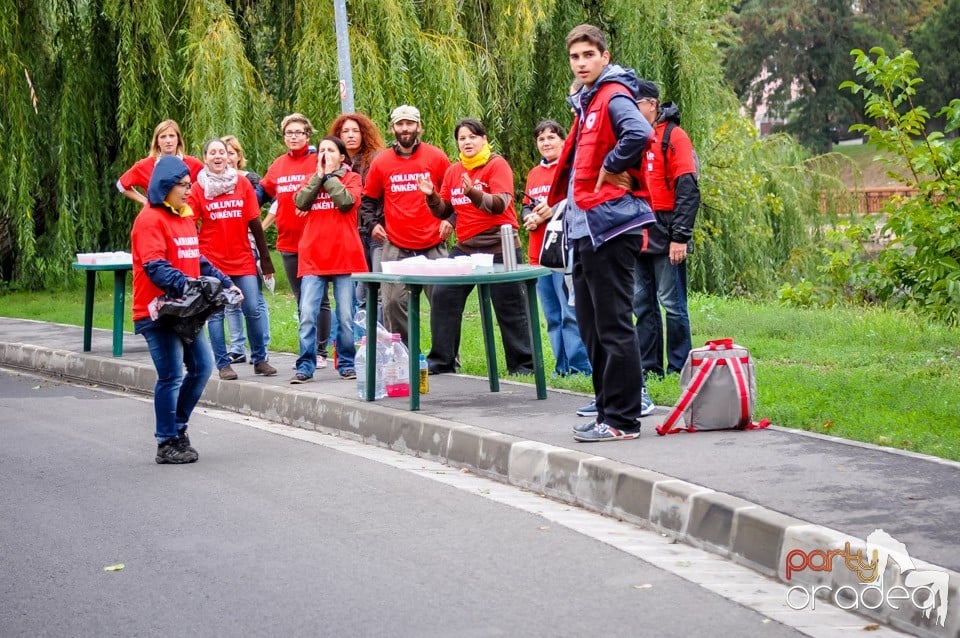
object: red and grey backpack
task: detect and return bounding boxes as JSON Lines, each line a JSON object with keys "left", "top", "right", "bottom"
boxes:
{"left": 656, "top": 339, "right": 770, "bottom": 435}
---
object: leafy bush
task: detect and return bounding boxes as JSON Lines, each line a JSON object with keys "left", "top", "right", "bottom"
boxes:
{"left": 795, "top": 48, "right": 960, "bottom": 323}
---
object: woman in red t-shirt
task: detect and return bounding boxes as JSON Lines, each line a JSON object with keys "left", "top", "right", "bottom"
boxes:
{"left": 417, "top": 118, "right": 534, "bottom": 376}
{"left": 288, "top": 136, "right": 367, "bottom": 383}
{"left": 521, "top": 120, "right": 591, "bottom": 377}
{"left": 188, "top": 139, "right": 276, "bottom": 380}
{"left": 117, "top": 119, "right": 204, "bottom": 206}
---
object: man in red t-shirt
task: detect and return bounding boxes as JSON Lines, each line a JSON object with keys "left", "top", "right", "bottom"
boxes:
{"left": 635, "top": 84, "right": 700, "bottom": 377}
{"left": 359, "top": 105, "right": 451, "bottom": 344}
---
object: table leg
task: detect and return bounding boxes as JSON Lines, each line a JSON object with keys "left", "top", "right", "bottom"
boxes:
{"left": 364, "top": 283, "right": 378, "bottom": 401}
{"left": 82, "top": 271, "right": 95, "bottom": 352}
{"left": 477, "top": 284, "right": 499, "bottom": 392}
{"left": 112, "top": 270, "right": 127, "bottom": 357}
{"left": 525, "top": 280, "right": 547, "bottom": 400}
{"left": 407, "top": 284, "right": 422, "bottom": 411}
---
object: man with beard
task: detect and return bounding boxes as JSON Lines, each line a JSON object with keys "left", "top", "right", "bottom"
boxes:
{"left": 359, "top": 105, "right": 452, "bottom": 344}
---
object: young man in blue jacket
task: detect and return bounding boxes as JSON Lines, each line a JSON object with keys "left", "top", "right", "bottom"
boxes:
{"left": 549, "top": 24, "right": 657, "bottom": 441}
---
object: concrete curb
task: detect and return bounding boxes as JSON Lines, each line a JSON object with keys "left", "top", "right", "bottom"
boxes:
{"left": 2, "top": 341, "right": 957, "bottom": 638}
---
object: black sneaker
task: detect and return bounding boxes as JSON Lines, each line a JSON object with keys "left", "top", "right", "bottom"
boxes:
{"left": 177, "top": 428, "right": 197, "bottom": 455}
{"left": 228, "top": 352, "right": 247, "bottom": 364}
{"left": 156, "top": 437, "right": 198, "bottom": 464}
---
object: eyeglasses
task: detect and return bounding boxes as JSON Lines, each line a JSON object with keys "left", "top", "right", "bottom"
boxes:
{"left": 284, "top": 130, "right": 308, "bottom": 138}
{"left": 175, "top": 180, "right": 192, "bottom": 189}
{"left": 637, "top": 98, "right": 657, "bottom": 105}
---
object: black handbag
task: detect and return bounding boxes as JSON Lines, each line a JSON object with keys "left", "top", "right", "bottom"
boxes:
{"left": 538, "top": 199, "right": 567, "bottom": 272}
{"left": 156, "top": 276, "right": 237, "bottom": 344}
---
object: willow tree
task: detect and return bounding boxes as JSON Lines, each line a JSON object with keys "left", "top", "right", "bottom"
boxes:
{"left": 0, "top": 0, "right": 834, "bottom": 299}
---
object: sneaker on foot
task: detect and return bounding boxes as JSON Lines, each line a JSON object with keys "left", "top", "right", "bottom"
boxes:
{"left": 572, "top": 419, "right": 599, "bottom": 434}
{"left": 576, "top": 399, "right": 598, "bottom": 418}
{"left": 176, "top": 427, "right": 196, "bottom": 455}
{"left": 228, "top": 352, "right": 247, "bottom": 364}
{"left": 156, "top": 437, "right": 199, "bottom": 464}
{"left": 290, "top": 372, "right": 311, "bottom": 384}
{"left": 640, "top": 387, "right": 656, "bottom": 416}
{"left": 219, "top": 365, "right": 238, "bottom": 380}
{"left": 339, "top": 368, "right": 357, "bottom": 380}
{"left": 254, "top": 361, "right": 277, "bottom": 376}
{"left": 316, "top": 355, "right": 328, "bottom": 369}
{"left": 573, "top": 422, "right": 641, "bottom": 442}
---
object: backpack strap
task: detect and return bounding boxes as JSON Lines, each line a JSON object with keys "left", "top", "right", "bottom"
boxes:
{"left": 661, "top": 121, "right": 676, "bottom": 191}
{"left": 656, "top": 356, "right": 717, "bottom": 435}
{"left": 726, "top": 352, "right": 771, "bottom": 430}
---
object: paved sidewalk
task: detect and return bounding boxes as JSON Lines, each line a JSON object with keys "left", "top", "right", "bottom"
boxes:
{"left": 1, "top": 317, "right": 958, "bottom": 637}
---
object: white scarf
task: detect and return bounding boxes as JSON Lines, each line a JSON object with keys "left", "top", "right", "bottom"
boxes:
{"left": 197, "top": 166, "right": 239, "bottom": 199}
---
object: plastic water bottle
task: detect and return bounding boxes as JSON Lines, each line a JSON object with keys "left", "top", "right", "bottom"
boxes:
{"left": 374, "top": 338, "right": 388, "bottom": 399}
{"left": 419, "top": 353, "right": 430, "bottom": 394}
{"left": 355, "top": 338, "right": 367, "bottom": 399}
{"left": 385, "top": 333, "right": 410, "bottom": 397}
{"left": 356, "top": 337, "right": 386, "bottom": 400}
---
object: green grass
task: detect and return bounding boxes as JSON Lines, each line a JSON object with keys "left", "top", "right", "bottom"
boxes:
{"left": 4, "top": 256, "right": 959, "bottom": 461}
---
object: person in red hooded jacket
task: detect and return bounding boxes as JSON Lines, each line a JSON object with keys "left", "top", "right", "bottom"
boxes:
{"left": 548, "top": 24, "right": 657, "bottom": 442}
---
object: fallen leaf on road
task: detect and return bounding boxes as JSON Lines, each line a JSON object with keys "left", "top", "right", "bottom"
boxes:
{"left": 32, "top": 385, "right": 41, "bottom": 390}
{"left": 675, "top": 560, "right": 691, "bottom": 567}
{"left": 459, "top": 467, "right": 471, "bottom": 474}
{"left": 863, "top": 625, "right": 880, "bottom": 631}
{"left": 103, "top": 564, "right": 125, "bottom": 571}
{"left": 761, "top": 619, "right": 771, "bottom": 624}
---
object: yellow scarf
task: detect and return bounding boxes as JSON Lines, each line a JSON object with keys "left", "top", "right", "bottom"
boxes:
{"left": 460, "top": 143, "right": 492, "bottom": 171}
{"left": 163, "top": 201, "right": 195, "bottom": 218}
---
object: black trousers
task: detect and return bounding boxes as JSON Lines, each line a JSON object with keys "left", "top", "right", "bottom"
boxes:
{"left": 282, "top": 251, "right": 331, "bottom": 357}
{"left": 428, "top": 246, "right": 534, "bottom": 374}
{"left": 572, "top": 235, "right": 646, "bottom": 428}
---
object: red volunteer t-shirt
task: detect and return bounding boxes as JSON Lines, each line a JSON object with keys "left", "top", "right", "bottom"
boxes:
{"left": 297, "top": 170, "right": 368, "bottom": 277}
{"left": 119, "top": 155, "right": 203, "bottom": 191}
{"left": 260, "top": 148, "right": 318, "bottom": 253}
{"left": 130, "top": 206, "right": 202, "bottom": 321}
{"left": 644, "top": 121, "right": 697, "bottom": 212}
{"left": 522, "top": 161, "right": 558, "bottom": 266}
{"left": 363, "top": 143, "right": 450, "bottom": 250}
{"left": 188, "top": 176, "right": 260, "bottom": 277}
{"left": 440, "top": 155, "right": 517, "bottom": 244}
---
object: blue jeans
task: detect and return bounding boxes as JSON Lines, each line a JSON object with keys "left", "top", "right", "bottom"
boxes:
{"left": 633, "top": 254, "right": 692, "bottom": 376}
{"left": 225, "top": 290, "right": 270, "bottom": 356}
{"left": 207, "top": 274, "right": 268, "bottom": 369}
{"left": 297, "top": 275, "right": 356, "bottom": 376}
{"left": 135, "top": 319, "right": 214, "bottom": 443}
{"left": 536, "top": 272, "right": 591, "bottom": 376}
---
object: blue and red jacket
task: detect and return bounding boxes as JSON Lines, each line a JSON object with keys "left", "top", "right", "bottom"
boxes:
{"left": 548, "top": 65, "right": 655, "bottom": 247}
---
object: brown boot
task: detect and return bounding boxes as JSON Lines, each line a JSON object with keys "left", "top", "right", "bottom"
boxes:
{"left": 254, "top": 361, "right": 277, "bottom": 376}
{"left": 219, "top": 365, "right": 238, "bottom": 380}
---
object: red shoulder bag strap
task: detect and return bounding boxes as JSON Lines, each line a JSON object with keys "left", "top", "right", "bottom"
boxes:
{"left": 656, "top": 356, "right": 717, "bottom": 435}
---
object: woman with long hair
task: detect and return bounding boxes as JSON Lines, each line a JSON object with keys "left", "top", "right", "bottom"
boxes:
{"left": 117, "top": 119, "right": 204, "bottom": 206}
{"left": 417, "top": 117, "right": 534, "bottom": 375}
{"left": 187, "top": 138, "right": 276, "bottom": 380}
{"left": 289, "top": 136, "right": 367, "bottom": 383}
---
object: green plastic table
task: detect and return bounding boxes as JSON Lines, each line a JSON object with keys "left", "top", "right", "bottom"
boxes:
{"left": 72, "top": 262, "right": 132, "bottom": 357}
{"left": 352, "top": 265, "right": 550, "bottom": 410}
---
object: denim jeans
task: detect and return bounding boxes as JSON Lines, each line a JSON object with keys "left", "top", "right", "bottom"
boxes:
{"left": 282, "top": 251, "right": 330, "bottom": 357}
{"left": 224, "top": 289, "right": 270, "bottom": 356}
{"left": 536, "top": 272, "right": 591, "bottom": 376}
{"left": 135, "top": 319, "right": 213, "bottom": 443}
{"left": 633, "top": 254, "right": 692, "bottom": 376}
{"left": 207, "top": 274, "right": 268, "bottom": 369}
{"left": 296, "top": 275, "right": 356, "bottom": 376}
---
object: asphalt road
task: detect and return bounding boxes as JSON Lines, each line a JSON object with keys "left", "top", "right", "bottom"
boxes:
{"left": 0, "top": 370, "right": 812, "bottom": 637}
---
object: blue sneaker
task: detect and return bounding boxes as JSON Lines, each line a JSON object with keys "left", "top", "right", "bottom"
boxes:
{"left": 640, "top": 387, "right": 656, "bottom": 416}
{"left": 572, "top": 419, "right": 598, "bottom": 434}
{"left": 573, "top": 422, "right": 641, "bottom": 442}
{"left": 576, "top": 399, "right": 598, "bottom": 418}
